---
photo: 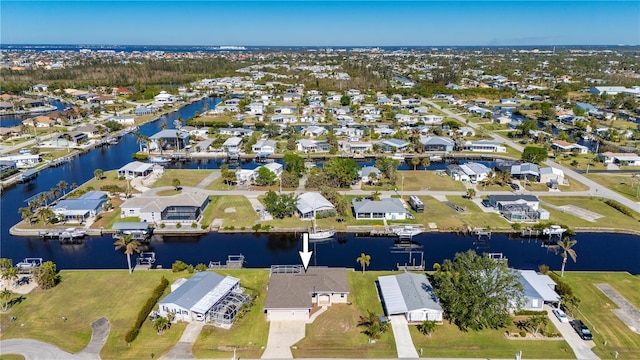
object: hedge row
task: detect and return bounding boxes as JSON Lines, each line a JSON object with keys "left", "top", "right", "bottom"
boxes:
{"left": 603, "top": 199, "right": 636, "bottom": 219}
{"left": 125, "top": 276, "right": 169, "bottom": 343}
{"left": 514, "top": 309, "right": 547, "bottom": 316}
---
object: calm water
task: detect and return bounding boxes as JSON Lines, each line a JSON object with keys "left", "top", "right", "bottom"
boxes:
{"left": 0, "top": 100, "right": 66, "bottom": 128}
{"left": 1, "top": 97, "right": 639, "bottom": 273}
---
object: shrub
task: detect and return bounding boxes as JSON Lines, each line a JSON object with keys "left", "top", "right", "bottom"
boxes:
{"left": 176, "top": 223, "right": 182, "bottom": 229}
{"left": 159, "top": 223, "right": 165, "bottom": 228}
{"left": 186, "top": 265, "right": 194, "bottom": 273}
{"left": 195, "top": 263, "right": 208, "bottom": 272}
{"left": 172, "top": 260, "right": 188, "bottom": 272}
{"left": 262, "top": 224, "right": 271, "bottom": 231}
{"left": 100, "top": 184, "right": 124, "bottom": 193}
{"left": 514, "top": 310, "right": 547, "bottom": 316}
{"left": 252, "top": 224, "right": 262, "bottom": 232}
{"left": 603, "top": 199, "right": 636, "bottom": 218}
{"left": 240, "top": 226, "right": 245, "bottom": 230}
{"left": 201, "top": 224, "right": 208, "bottom": 230}
{"left": 538, "top": 264, "right": 549, "bottom": 274}
{"left": 132, "top": 152, "right": 149, "bottom": 160}
{"left": 191, "top": 222, "right": 197, "bottom": 228}
{"left": 124, "top": 276, "right": 169, "bottom": 343}
{"left": 519, "top": 331, "right": 526, "bottom": 337}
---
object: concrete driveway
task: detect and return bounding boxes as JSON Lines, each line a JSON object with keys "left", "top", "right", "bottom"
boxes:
{"left": 160, "top": 322, "right": 204, "bottom": 360}
{"left": 261, "top": 320, "right": 306, "bottom": 359}
{"left": 545, "top": 305, "right": 599, "bottom": 360}
{"left": 389, "top": 315, "right": 419, "bottom": 358}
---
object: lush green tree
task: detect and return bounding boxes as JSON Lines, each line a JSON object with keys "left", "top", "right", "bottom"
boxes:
{"left": 220, "top": 165, "right": 237, "bottom": 185}
{"left": 34, "top": 261, "right": 60, "bottom": 289}
{"left": 558, "top": 237, "right": 577, "bottom": 277}
{"left": 516, "top": 120, "right": 538, "bottom": 138}
{"left": 262, "top": 191, "right": 298, "bottom": 219}
{"left": 356, "top": 253, "right": 371, "bottom": 274}
{"left": 255, "top": 166, "right": 277, "bottom": 186}
{"left": 57, "top": 180, "right": 68, "bottom": 196}
{"left": 525, "top": 314, "right": 549, "bottom": 337}
{"left": 114, "top": 234, "right": 141, "bottom": 274}
{"left": 94, "top": 168, "right": 103, "bottom": 180}
{"left": 154, "top": 316, "right": 170, "bottom": 334}
{"left": 431, "top": 250, "right": 524, "bottom": 331}
{"left": 1, "top": 266, "right": 18, "bottom": 286}
{"left": 0, "top": 258, "right": 12, "bottom": 270}
{"left": 282, "top": 153, "right": 305, "bottom": 176}
{"left": 410, "top": 157, "right": 421, "bottom": 170}
{"left": 521, "top": 146, "right": 548, "bottom": 164}
{"left": 323, "top": 158, "right": 359, "bottom": 188}
{"left": 171, "top": 178, "right": 181, "bottom": 191}
{"left": 421, "top": 157, "right": 431, "bottom": 170}
{"left": 280, "top": 170, "right": 299, "bottom": 189}
{"left": 417, "top": 320, "right": 437, "bottom": 337}
{"left": 375, "top": 157, "right": 400, "bottom": 185}
{"left": 340, "top": 95, "right": 351, "bottom": 106}
{"left": 357, "top": 310, "right": 388, "bottom": 341}
{"left": 465, "top": 188, "right": 476, "bottom": 199}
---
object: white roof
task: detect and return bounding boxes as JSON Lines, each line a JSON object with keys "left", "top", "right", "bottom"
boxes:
{"left": 540, "top": 167, "right": 564, "bottom": 177}
{"left": 223, "top": 137, "right": 243, "bottom": 146}
{"left": 378, "top": 275, "right": 407, "bottom": 314}
{"left": 119, "top": 161, "right": 153, "bottom": 173}
{"left": 518, "top": 270, "right": 560, "bottom": 302}
{"left": 296, "top": 192, "right": 335, "bottom": 215}
{"left": 191, "top": 276, "right": 239, "bottom": 314}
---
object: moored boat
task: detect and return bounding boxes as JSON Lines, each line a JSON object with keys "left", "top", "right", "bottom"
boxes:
{"left": 149, "top": 156, "right": 171, "bottom": 164}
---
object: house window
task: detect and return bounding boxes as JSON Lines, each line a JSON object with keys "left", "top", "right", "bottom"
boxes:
{"left": 129, "top": 210, "right": 135, "bottom": 214}
{"left": 341, "top": 293, "right": 345, "bottom": 298}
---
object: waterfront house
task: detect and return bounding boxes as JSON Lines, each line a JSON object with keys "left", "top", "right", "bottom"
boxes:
{"left": 0, "top": 154, "right": 41, "bottom": 168}
{"left": 352, "top": 198, "right": 408, "bottom": 220}
{"left": 218, "top": 128, "right": 253, "bottom": 137}
{"left": 53, "top": 191, "right": 108, "bottom": 222}
{"left": 378, "top": 139, "right": 410, "bottom": 152}
{"left": 488, "top": 194, "right": 541, "bottom": 222}
{"left": 154, "top": 91, "right": 176, "bottom": 105}
{"left": 339, "top": 141, "right": 373, "bottom": 154}
{"left": 75, "top": 124, "right": 102, "bottom": 139}
{"left": 296, "top": 192, "right": 336, "bottom": 219}
{"left": 222, "top": 137, "right": 243, "bottom": 153}
{"left": 120, "top": 190, "right": 210, "bottom": 223}
{"left": 463, "top": 140, "right": 506, "bottom": 153}
{"left": 252, "top": 140, "right": 277, "bottom": 154}
{"left": 257, "top": 162, "right": 283, "bottom": 178}
{"left": 419, "top": 136, "right": 455, "bottom": 152}
{"left": 182, "top": 126, "right": 209, "bottom": 138}
{"left": 117, "top": 161, "right": 154, "bottom": 178}
{"left": 23, "top": 115, "right": 56, "bottom": 128}
{"left": 378, "top": 273, "right": 443, "bottom": 323}
{"left": 551, "top": 140, "right": 588, "bottom": 154}
{"left": 107, "top": 115, "right": 136, "bottom": 126}
{"left": 158, "top": 272, "right": 249, "bottom": 327}
{"left": 598, "top": 152, "right": 640, "bottom": 166}
{"left": 264, "top": 267, "right": 349, "bottom": 321}
{"left": 446, "top": 163, "right": 492, "bottom": 183}
{"left": 135, "top": 106, "right": 158, "bottom": 116}
{"left": 539, "top": 167, "right": 565, "bottom": 184}
{"left": 359, "top": 166, "right": 382, "bottom": 184}
{"left": 297, "top": 139, "right": 330, "bottom": 153}
{"left": 149, "top": 129, "right": 190, "bottom": 151}
{"left": 515, "top": 270, "right": 560, "bottom": 311}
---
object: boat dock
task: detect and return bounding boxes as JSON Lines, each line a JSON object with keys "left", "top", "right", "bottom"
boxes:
{"left": 470, "top": 227, "right": 492, "bottom": 239}
{"left": 39, "top": 228, "right": 87, "bottom": 241}
{"left": 208, "top": 254, "right": 245, "bottom": 269}
{"left": 17, "top": 169, "right": 38, "bottom": 183}
{"left": 112, "top": 222, "right": 153, "bottom": 242}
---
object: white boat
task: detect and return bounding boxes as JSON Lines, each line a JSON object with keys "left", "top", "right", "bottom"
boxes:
{"left": 61, "top": 228, "right": 87, "bottom": 239}
{"left": 149, "top": 156, "right": 171, "bottom": 164}
{"left": 393, "top": 225, "right": 422, "bottom": 239}
{"left": 391, "top": 153, "right": 405, "bottom": 161}
{"left": 308, "top": 209, "right": 335, "bottom": 240}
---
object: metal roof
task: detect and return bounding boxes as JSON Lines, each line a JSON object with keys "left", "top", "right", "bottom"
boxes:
{"left": 296, "top": 192, "right": 335, "bottom": 215}
{"left": 378, "top": 273, "right": 443, "bottom": 315}
{"left": 518, "top": 270, "right": 560, "bottom": 302}
{"left": 160, "top": 272, "right": 240, "bottom": 313}
{"left": 118, "top": 161, "right": 153, "bottom": 173}
{"left": 352, "top": 198, "right": 407, "bottom": 214}
{"left": 112, "top": 222, "right": 151, "bottom": 231}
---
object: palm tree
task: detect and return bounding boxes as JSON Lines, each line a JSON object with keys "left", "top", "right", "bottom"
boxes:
{"left": 356, "top": 253, "right": 371, "bottom": 274}
{"left": 1, "top": 266, "right": 18, "bottom": 287}
{"left": 57, "top": 180, "right": 68, "bottom": 196}
{"left": 558, "top": 237, "right": 577, "bottom": 277}
{"left": 154, "top": 316, "right": 170, "bottom": 334}
{"left": 18, "top": 207, "right": 33, "bottom": 223}
{"left": 465, "top": 188, "right": 476, "bottom": 199}
{"left": 370, "top": 191, "right": 381, "bottom": 201}
{"left": 500, "top": 171, "right": 511, "bottom": 186}
{"left": 172, "top": 178, "right": 181, "bottom": 191}
{"left": 421, "top": 157, "right": 430, "bottom": 171}
{"left": 417, "top": 320, "right": 437, "bottom": 337}
{"left": 114, "top": 234, "right": 141, "bottom": 274}
{"left": 411, "top": 157, "right": 420, "bottom": 170}
{"left": 0, "top": 288, "right": 13, "bottom": 312}
{"left": 94, "top": 168, "right": 103, "bottom": 180}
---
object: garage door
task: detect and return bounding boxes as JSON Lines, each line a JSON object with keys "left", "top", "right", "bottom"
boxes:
{"left": 267, "top": 309, "right": 309, "bottom": 321}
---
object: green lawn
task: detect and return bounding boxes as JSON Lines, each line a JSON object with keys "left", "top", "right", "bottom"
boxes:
{"left": 412, "top": 196, "right": 467, "bottom": 231}
{"left": 205, "top": 176, "right": 237, "bottom": 191}
{"left": 0, "top": 270, "right": 187, "bottom": 360}
{"left": 292, "top": 270, "right": 398, "bottom": 358}
{"left": 200, "top": 196, "right": 258, "bottom": 229}
{"left": 585, "top": 173, "right": 640, "bottom": 201}
{"left": 446, "top": 196, "right": 511, "bottom": 230}
{"left": 410, "top": 321, "right": 574, "bottom": 359}
{"left": 561, "top": 272, "right": 640, "bottom": 359}
{"left": 554, "top": 154, "right": 606, "bottom": 171}
{"left": 539, "top": 196, "right": 640, "bottom": 231}
{"left": 151, "top": 169, "right": 212, "bottom": 188}
{"left": 362, "top": 171, "right": 465, "bottom": 192}
{"left": 74, "top": 170, "right": 138, "bottom": 196}
{"left": 0, "top": 355, "right": 25, "bottom": 360}
{"left": 192, "top": 270, "right": 270, "bottom": 359}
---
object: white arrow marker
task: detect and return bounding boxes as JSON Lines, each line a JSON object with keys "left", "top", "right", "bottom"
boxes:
{"left": 298, "top": 232, "right": 313, "bottom": 272}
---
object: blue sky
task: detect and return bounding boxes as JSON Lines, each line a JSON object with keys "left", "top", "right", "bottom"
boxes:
{"left": 2, "top": 1, "right": 639, "bottom": 46}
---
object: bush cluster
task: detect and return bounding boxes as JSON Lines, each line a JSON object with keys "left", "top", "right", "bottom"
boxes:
{"left": 125, "top": 276, "right": 169, "bottom": 343}
{"left": 603, "top": 199, "right": 636, "bottom": 218}
{"left": 100, "top": 184, "right": 125, "bottom": 193}
{"left": 514, "top": 310, "right": 547, "bottom": 316}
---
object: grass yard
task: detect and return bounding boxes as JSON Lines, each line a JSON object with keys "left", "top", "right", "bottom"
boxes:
{"left": 562, "top": 175, "right": 590, "bottom": 192}
{"left": 292, "top": 270, "right": 398, "bottom": 358}
{"left": 540, "top": 196, "right": 640, "bottom": 231}
{"left": 412, "top": 196, "right": 467, "bottom": 231}
{"left": 362, "top": 171, "right": 465, "bottom": 192}
{"left": 90, "top": 197, "right": 129, "bottom": 229}
{"left": 200, "top": 195, "right": 258, "bottom": 229}
{"left": 0, "top": 355, "right": 25, "bottom": 360}
{"left": 151, "top": 169, "right": 213, "bottom": 188}
{"left": 74, "top": 170, "right": 138, "bottom": 196}
{"left": 192, "top": 269, "right": 270, "bottom": 359}
{"left": 0, "top": 270, "right": 187, "bottom": 360}
{"left": 562, "top": 272, "right": 640, "bottom": 359}
{"left": 205, "top": 176, "right": 237, "bottom": 191}
{"left": 446, "top": 196, "right": 511, "bottom": 230}
{"left": 410, "top": 321, "right": 574, "bottom": 359}
{"left": 554, "top": 154, "right": 606, "bottom": 171}
{"left": 585, "top": 173, "right": 640, "bottom": 202}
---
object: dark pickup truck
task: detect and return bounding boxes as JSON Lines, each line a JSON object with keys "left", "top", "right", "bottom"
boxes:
{"left": 570, "top": 320, "right": 593, "bottom": 340}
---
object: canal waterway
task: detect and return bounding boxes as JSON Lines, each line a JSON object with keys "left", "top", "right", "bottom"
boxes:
{"left": 1, "top": 97, "right": 639, "bottom": 273}
{"left": 0, "top": 100, "right": 67, "bottom": 128}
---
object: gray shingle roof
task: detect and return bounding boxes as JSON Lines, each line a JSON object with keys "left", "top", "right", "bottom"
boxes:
{"left": 264, "top": 268, "right": 348, "bottom": 310}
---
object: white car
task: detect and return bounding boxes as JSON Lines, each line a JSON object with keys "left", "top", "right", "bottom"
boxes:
{"left": 552, "top": 308, "right": 569, "bottom": 323}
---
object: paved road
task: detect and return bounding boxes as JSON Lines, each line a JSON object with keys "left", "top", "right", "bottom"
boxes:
{"left": 426, "top": 100, "right": 640, "bottom": 214}
{"left": 544, "top": 305, "right": 599, "bottom": 360}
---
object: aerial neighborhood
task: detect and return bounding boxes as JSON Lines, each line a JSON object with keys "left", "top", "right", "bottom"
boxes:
{"left": 1, "top": 44, "right": 639, "bottom": 360}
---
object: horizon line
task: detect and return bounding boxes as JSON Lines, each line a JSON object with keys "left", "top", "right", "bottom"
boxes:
{"left": 2, "top": 43, "right": 638, "bottom": 48}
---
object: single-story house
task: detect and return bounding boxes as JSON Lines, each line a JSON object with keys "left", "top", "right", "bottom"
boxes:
{"left": 218, "top": 128, "right": 254, "bottom": 137}
{"left": 53, "top": 191, "right": 108, "bottom": 222}
{"left": 419, "top": 115, "right": 444, "bottom": 125}
{"left": 420, "top": 136, "right": 455, "bottom": 152}
{"left": 264, "top": 267, "right": 349, "bottom": 321}
{"left": 352, "top": 198, "right": 408, "bottom": 220}
{"left": 118, "top": 161, "right": 154, "bottom": 178}
{"left": 158, "top": 272, "right": 249, "bottom": 328}
{"left": 463, "top": 140, "right": 506, "bottom": 153}
{"left": 539, "top": 167, "right": 565, "bottom": 184}
{"left": 515, "top": 270, "right": 560, "bottom": 311}
{"left": 154, "top": 91, "right": 176, "bottom": 104}
{"left": 222, "top": 137, "right": 243, "bottom": 153}
{"left": 257, "top": 162, "right": 283, "bottom": 177}
{"left": 120, "top": 190, "right": 210, "bottom": 223}
{"left": 598, "top": 152, "right": 640, "bottom": 166}
{"left": 378, "top": 139, "right": 411, "bottom": 152}
{"left": 303, "top": 125, "right": 327, "bottom": 138}
{"left": 149, "top": 129, "right": 190, "bottom": 151}
{"left": 271, "top": 115, "right": 297, "bottom": 124}
{"left": 296, "top": 192, "right": 336, "bottom": 219}
{"left": 446, "top": 162, "right": 492, "bottom": 183}
{"left": 488, "top": 195, "right": 541, "bottom": 222}
{"left": 339, "top": 141, "right": 373, "bottom": 154}
{"left": 551, "top": 140, "right": 588, "bottom": 154}
{"left": 360, "top": 166, "right": 382, "bottom": 183}
{"left": 297, "top": 139, "right": 331, "bottom": 153}
{"left": 510, "top": 163, "right": 540, "bottom": 180}
{"left": 488, "top": 195, "right": 540, "bottom": 211}
{"left": 378, "top": 273, "right": 443, "bottom": 323}
{"left": 252, "top": 140, "right": 277, "bottom": 154}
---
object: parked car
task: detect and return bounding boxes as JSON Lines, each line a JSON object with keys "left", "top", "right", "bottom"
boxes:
{"left": 552, "top": 308, "right": 569, "bottom": 323}
{"left": 570, "top": 320, "right": 593, "bottom": 340}
{"left": 510, "top": 183, "right": 521, "bottom": 190}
